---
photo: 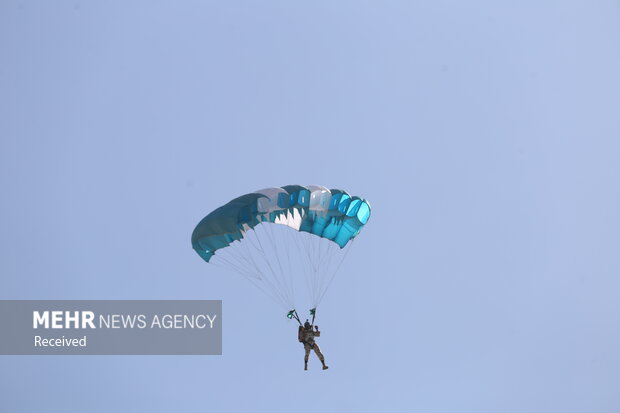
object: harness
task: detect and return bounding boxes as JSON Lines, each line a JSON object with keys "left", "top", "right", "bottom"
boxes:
{"left": 292, "top": 308, "right": 319, "bottom": 349}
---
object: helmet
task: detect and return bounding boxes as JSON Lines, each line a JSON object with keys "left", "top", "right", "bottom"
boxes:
{"left": 304, "top": 320, "right": 311, "bottom": 330}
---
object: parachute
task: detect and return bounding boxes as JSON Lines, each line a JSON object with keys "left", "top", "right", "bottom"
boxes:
{"left": 191, "top": 185, "right": 371, "bottom": 320}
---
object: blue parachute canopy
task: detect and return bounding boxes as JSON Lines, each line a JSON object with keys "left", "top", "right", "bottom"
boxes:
{"left": 191, "top": 185, "right": 371, "bottom": 263}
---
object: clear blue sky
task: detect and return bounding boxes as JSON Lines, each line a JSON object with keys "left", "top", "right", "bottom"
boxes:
{"left": 1, "top": 1, "right": 619, "bottom": 412}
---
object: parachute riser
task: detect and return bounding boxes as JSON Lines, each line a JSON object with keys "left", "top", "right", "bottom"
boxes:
{"left": 288, "top": 308, "right": 317, "bottom": 327}
{"left": 287, "top": 309, "right": 302, "bottom": 326}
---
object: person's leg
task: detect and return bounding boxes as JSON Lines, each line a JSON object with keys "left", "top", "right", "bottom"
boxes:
{"left": 313, "top": 344, "right": 328, "bottom": 370}
{"left": 304, "top": 345, "right": 311, "bottom": 370}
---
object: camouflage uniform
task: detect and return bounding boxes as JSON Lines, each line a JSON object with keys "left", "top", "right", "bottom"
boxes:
{"left": 300, "top": 326, "right": 328, "bottom": 370}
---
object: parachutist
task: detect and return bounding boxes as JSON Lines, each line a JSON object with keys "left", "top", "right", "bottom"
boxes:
{"left": 298, "top": 319, "right": 328, "bottom": 371}
{"left": 192, "top": 186, "right": 371, "bottom": 368}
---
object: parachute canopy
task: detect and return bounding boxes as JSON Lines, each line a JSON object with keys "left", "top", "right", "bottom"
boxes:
{"left": 192, "top": 185, "right": 371, "bottom": 263}
{"left": 191, "top": 185, "right": 371, "bottom": 310}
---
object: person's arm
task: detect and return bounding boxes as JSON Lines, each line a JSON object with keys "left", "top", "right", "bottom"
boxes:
{"left": 314, "top": 326, "right": 321, "bottom": 337}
